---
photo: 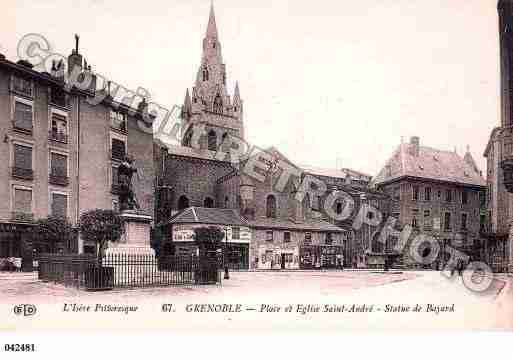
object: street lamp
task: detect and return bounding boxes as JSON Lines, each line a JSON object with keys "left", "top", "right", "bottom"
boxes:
{"left": 224, "top": 227, "right": 230, "bottom": 280}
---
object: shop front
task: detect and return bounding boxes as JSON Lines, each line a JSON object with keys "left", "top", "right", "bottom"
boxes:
{"left": 256, "top": 244, "right": 299, "bottom": 270}
{"left": 0, "top": 222, "right": 35, "bottom": 271}
{"left": 169, "top": 221, "right": 251, "bottom": 270}
{"left": 299, "top": 245, "right": 344, "bottom": 269}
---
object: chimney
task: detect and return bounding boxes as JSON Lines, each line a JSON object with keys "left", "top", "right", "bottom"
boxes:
{"left": 67, "top": 34, "right": 83, "bottom": 76}
{"left": 410, "top": 136, "right": 420, "bottom": 157}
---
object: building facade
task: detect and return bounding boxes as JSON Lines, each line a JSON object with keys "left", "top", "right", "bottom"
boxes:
{"left": 482, "top": 0, "right": 513, "bottom": 272}
{"left": 373, "top": 136, "right": 486, "bottom": 268}
{"left": 0, "top": 38, "right": 154, "bottom": 264}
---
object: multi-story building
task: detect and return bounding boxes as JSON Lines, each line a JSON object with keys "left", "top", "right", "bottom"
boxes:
{"left": 372, "top": 136, "right": 486, "bottom": 268}
{"left": 301, "top": 165, "right": 391, "bottom": 268}
{"left": 0, "top": 38, "right": 154, "bottom": 265}
{"left": 482, "top": 0, "right": 513, "bottom": 272}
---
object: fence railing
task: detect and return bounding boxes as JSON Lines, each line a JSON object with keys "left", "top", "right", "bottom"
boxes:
{"left": 38, "top": 253, "right": 221, "bottom": 290}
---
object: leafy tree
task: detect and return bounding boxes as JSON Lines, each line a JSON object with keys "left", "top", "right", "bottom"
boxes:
{"left": 79, "top": 209, "right": 122, "bottom": 258}
{"left": 34, "top": 216, "right": 74, "bottom": 254}
{"left": 194, "top": 226, "right": 224, "bottom": 257}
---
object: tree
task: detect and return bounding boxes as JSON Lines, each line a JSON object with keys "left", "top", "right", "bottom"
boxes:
{"left": 79, "top": 209, "right": 122, "bottom": 258}
{"left": 194, "top": 226, "right": 224, "bottom": 257}
{"left": 34, "top": 216, "right": 74, "bottom": 254}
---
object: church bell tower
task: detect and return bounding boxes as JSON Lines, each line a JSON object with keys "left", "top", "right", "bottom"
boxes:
{"left": 181, "top": 3, "right": 244, "bottom": 151}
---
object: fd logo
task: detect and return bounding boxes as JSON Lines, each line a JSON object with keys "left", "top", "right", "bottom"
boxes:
{"left": 13, "top": 304, "right": 37, "bottom": 317}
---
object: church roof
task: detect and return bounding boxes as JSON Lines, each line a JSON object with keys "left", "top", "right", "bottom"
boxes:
{"left": 166, "top": 207, "right": 249, "bottom": 226}
{"left": 372, "top": 139, "right": 485, "bottom": 188}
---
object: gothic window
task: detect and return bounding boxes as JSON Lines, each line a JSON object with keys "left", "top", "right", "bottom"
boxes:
{"left": 213, "top": 94, "right": 223, "bottom": 114}
{"left": 204, "top": 197, "right": 214, "bottom": 208}
{"left": 224, "top": 196, "right": 229, "bottom": 208}
{"left": 202, "top": 67, "right": 209, "bottom": 81}
{"left": 178, "top": 195, "right": 189, "bottom": 211}
{"left": 266, "top": 195, "right": 277, "bottom": 218}
{"left": 207, "top": 130, "right": 217, "bottom": 151}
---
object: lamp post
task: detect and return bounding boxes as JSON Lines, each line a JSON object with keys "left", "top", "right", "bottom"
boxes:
{"left": 224, "top": 227, "right": 230, "bottom": 280}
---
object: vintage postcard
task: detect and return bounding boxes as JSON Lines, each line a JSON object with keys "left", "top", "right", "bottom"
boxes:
{"left": 1, "top": 0, "right": 513, "bottom": 342}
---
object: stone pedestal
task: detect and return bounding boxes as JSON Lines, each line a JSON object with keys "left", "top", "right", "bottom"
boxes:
{"left": 106, "top": 210, "right": 154, "bottom": 255}
{"left": 104, "top": 211, "right": 156, "bottom": 285}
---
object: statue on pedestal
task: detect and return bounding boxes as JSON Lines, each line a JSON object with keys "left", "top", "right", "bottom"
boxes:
{"left": 118, "top": 155, "right": 140, "bottom": 211}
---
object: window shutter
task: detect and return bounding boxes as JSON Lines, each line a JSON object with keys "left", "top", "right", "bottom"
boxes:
{"left": 14, "top": 145, "right": 32, "bottom": 170}
{"left": 14, "top": 189, "right": 32, "bottom": 213}
{"left": 52, "top": 193, "right": 67, "bottom": 218}
{"left": 51, "top": 153, "right": 67, "bottom": 176}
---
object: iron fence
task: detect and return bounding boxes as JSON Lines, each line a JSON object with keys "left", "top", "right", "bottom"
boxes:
{"left": 38, "top": 253, "right": 221, "bottom": 290}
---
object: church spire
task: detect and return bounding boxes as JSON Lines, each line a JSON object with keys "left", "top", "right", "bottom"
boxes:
{"left": 206, "top": 1, "right": 218, "bottom": 39}
{"left": 234, "top": 81, "right": 240, "bottom": 101}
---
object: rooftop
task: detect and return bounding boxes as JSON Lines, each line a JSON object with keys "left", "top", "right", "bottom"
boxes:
{"left": 165, "top": 207, "right": 249, "bottom": 226}
{"left": 372, "top": 137, "right": 485, "bottom": 188}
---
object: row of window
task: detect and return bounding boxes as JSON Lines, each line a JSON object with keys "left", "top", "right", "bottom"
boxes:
{"left": 13, "top": 96, "right": 70, "bottom": 144}
{"left": 393, "top": 185, "right": 485, "bottom": 206}
{"left": 264, "top": 231, "right": 334, "bottom": 245}
{"left": 11, "top": 143, "right": 69, "bottom": 185}
{"left": 12, "top": 75, "right": 68, "bottom": 107}
{"left": 12, "top": 186, "right": 68, "bottom": 220}
{"left": 410, "top": 210, "right": 469, "bottom": 232}
{"left": 12, "top": 83, "right": 126, "bottom": 146}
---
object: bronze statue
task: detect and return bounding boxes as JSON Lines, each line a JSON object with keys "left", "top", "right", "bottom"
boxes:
{"left": 118, "top": 155, "right": 140, "bottom": 211}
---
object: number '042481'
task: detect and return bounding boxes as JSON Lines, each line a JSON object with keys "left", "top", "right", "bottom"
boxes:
{"left": 4, "top": 344, "right": 35, "bottom": 352}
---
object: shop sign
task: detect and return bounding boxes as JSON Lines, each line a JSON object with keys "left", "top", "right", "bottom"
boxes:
{"left": 173, "top": 229, "right": 194, "bottom": 242}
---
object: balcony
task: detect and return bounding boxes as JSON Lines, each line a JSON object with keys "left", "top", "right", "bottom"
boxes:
{"left": 49, "top": 173, "right": 69, "bottom": 186}
{"left": 11, "top": 167, "right": 34, "bottom": 180}
{"left": 12, "top": 121, "right": 33, "bottom": 135}
{"left": 48, "top": 130, "right": 68, "bottom": 144}
{"left": 11, "top": 211, "right": 34, "bottom": 223}
{"left": 111, "top": 120, "right": 127, "bottom": 134}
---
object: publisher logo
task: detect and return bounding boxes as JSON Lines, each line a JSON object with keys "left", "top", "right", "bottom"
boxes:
{"left": 13, "top": 304, "right": 37, "bottom": 317}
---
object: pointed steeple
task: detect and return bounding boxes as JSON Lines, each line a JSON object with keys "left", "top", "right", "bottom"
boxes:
{"left": 184, "top": 89, "right": 192, "bottom": 110}
{"left": 233, "top": 81, "right": 241, "bottom": 103}
{"left": 206, "top": 1, "right": 218, "bottom": 39}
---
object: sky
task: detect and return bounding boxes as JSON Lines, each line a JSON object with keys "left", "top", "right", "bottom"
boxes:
{"left": 1, "top": 0, "right": 500, "bottom": 176}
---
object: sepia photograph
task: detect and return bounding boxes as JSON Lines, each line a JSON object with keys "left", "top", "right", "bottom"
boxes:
{"left": 1, "top": 1, "right": 513, "bottom": 349}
